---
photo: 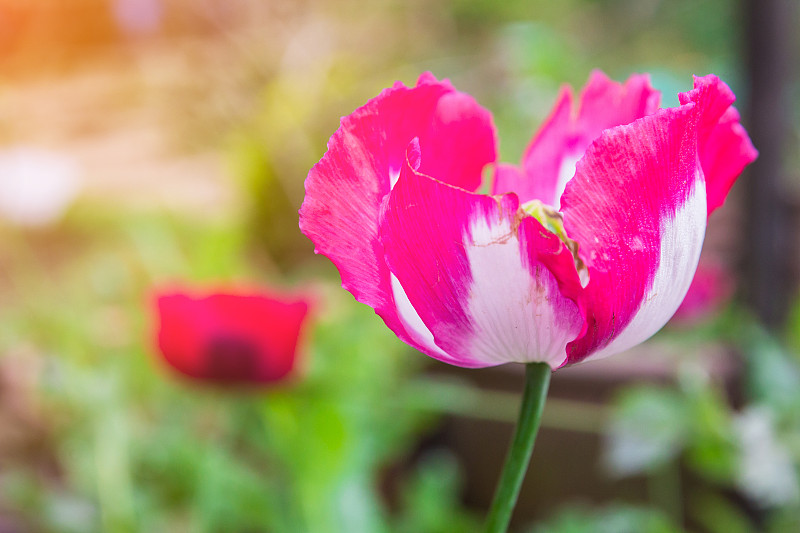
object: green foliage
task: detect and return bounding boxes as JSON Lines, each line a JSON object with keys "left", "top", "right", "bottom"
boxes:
{"left": 687, "top": 490, "right": 754, "bottom": 533}
{"left": 395, "top": 452, "right": 481, "bottom": 533}
{"left": 740, "top": 321, "right": 800, "bottom": 416}
{"left": 603, "top": 313, "right": 800, "bottom": 532}
{"left": 529, "top": 504, "right": 682, "bottom": 533}
{"left": 0, "top": 207, "right": 477, "bottom": 532}
{"left": 605, "top": 371, "right": 738, "bottom": 483}
{"left": 605, "top": 386, "right": 691, "bottom": 476}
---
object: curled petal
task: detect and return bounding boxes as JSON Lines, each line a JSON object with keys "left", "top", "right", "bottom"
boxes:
{"left": 381, "top": 162, "right": 584, "bottom": 368}
{"left": 679, "top": 75, "right": 758, "bottom": 214}
{"left": 561, "top": 104, "right": 706, "bottom": 364}
{"left": 300, "top": 74, "right": 497, "bottom": 354}
{"left": 493, "top": 71, "right": 660, "bottom": 207}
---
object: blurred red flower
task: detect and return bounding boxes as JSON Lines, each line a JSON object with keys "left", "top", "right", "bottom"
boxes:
{"left": 153, "top": 287, "right": 311, "bottom": 385}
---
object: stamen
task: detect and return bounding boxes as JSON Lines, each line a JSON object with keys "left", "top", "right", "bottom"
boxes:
{"left": 521, "top": 199, "right": 589, "bottom": 287}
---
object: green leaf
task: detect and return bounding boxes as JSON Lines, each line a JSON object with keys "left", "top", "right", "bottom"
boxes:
{"left": 604, "top": 387, "right": 690, "bottom": 476}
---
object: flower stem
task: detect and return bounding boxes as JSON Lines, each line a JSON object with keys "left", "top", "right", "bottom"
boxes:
{"left": 484, "top": 362, "right": 551, "bottom": 533}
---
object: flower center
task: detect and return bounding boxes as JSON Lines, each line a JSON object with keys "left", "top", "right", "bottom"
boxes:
{"left": 204, "top": 334, "right": 262, "bottom": 383}
{"left": 521, "top": 199, "right": 589, "bottom": 287}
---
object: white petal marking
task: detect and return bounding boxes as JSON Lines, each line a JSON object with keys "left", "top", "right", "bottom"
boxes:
{"left": 554, "top": 151, "right": 582, "bottom": 210}
{"left": 389, "top": 169, "right": 401, "bottom": 189}
{"left": 464, "top": 215, "right": 583, "bottom": 368}
{"left": 391, "top": 273, "right": 450, "bottom": 360}
{"left": 585, "top": 173, "right": 707, "bottom": 362}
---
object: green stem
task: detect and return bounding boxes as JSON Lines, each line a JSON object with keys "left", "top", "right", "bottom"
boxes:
{"left": 484, "top": 362, "right": 551, "bottom": 533}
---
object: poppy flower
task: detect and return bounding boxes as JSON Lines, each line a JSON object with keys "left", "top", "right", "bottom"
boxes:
{"left": 153, "top": 288, "right": 311, "bottom": 385}
{"left": 300, "top": 71, "right": 756, "bottom": 369}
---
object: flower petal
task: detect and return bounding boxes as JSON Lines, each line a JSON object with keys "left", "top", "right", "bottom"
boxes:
{"left": 679, "top": 75, "right": 758, "bottom": 215}
{"left": 561, "top": 103, "right": 707, "bottom": 364}
{"left": 300, "top": 74, "right": 497, "bottom": 354}
{"left": 493, "top": 71, "right": 660, "bottom": 208}
{"left": 381, "top": 163, "right": 584, "bottom": 368}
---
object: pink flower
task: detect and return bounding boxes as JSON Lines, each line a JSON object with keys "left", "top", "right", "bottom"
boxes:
{"left": 300, "top": 72, "right": 756, "bottom": 369}
{"left": 153, "top": 287, "right": 311, "bottom": 385}
{"left": 671, "top": 259, "right": 734, "bottom": 325}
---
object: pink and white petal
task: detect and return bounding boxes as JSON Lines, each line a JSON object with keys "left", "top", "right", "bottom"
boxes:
{"left": 701, "top": 107, "right": 757, "bottom": 213}
{"left": 382, "top": 164, "right": 584, "bottom": 368}
{"left": 490, "top": 162, "right": 527, "bottom": 201}
{"left": 560, "top": 104, "right": 706, "bottom": 365}
{"left": 491, "top": 87, "right": 574, "bottom": 205}
{"left": 419, "top": 89, "right": 499, "bottom": 190}
{"left": 679, "top": 75, "right": 757, "bottom": 214}
{"left": 493, "top": 71, "right": 661, "bottom": 208}
{"left": 300, "top": 74, "right": 497, "bottom": 352}
{"left": 578, "top": 71, "right": 662, "bottom": 136}
{"left": 679, "top": 75, "right": 735, "bottom": 144}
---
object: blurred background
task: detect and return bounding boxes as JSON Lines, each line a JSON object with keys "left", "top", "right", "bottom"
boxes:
{"left": 0, "top": 0, "right": 798, "bottom": 531}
